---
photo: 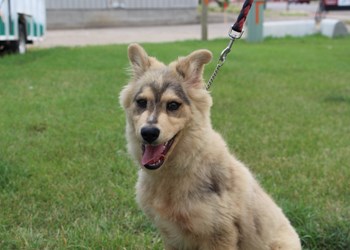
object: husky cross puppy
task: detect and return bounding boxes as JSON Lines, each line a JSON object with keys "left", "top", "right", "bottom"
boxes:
{"left": 119, "top": 43, "right": 301, "bottom": 250}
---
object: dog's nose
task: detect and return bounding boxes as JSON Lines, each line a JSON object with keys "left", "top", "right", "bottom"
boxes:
{"left": 141, "top": 127, "right": 160, "bottom": 144}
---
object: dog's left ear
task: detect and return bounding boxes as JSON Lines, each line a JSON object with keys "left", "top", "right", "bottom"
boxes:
{"left": 128, "top": 43, "right": 151, "bottom": 79}
{"left": 128, "top": 43, "right": 164, "bottom": 80}
{"left": 176, "top": 49, "right": 212, "bottom": 88}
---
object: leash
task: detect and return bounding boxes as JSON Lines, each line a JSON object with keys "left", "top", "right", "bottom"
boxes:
{"left": 206, "top": 0, "right": 254, "bottom": 90}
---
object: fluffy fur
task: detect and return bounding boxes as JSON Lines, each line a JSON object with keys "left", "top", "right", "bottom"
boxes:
{"left": 119, "top": 43, "right": 301, "bottom": 250}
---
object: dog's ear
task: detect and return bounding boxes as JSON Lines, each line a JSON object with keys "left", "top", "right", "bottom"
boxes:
{"left": 175, "top": 49, "right": 212, "bottom": 88}
{"left": 128, "top": 43, "right": 165, "bottom": 79}
{"left": 128, "top": 43, "right": 152, "bottom": 79}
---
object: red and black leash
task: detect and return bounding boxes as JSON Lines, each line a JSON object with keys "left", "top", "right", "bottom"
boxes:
{"left": 232, "top": 0, "right": 255, "bottom": 34}
{"left": 206, "top": 0, "right": 254, "bottom": 90}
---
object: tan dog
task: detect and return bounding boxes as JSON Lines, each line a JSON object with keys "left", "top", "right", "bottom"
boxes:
{"left": 119, "top": 44, "right": 301, "bottom": 250}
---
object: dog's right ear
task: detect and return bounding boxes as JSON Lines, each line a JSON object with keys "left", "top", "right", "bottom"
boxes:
{"left": 128, "top": 43, "right": 151, "bottom": 79}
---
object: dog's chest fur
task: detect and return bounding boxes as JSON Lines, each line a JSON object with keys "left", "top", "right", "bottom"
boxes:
{"left": 136, "top": 159, "right": 241, "bottom": 248}
{"left": 137, "top": 171, "right": 218, "bottom": 227}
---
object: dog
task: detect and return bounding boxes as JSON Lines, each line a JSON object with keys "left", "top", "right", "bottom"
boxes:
{"left": 119, "top": 43, "right": 301, "bottom": 250}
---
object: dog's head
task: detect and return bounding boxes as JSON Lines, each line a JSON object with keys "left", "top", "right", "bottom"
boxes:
{"left": 120, "top": 44, "right": 212, "bottom": 170}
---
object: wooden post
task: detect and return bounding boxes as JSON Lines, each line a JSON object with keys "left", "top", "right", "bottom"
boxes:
{"left": 201, "top": 0, "right": 208, "bottom": 41}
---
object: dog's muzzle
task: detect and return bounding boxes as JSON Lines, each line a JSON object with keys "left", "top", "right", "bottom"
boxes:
{"left": 140, "top": 128, "right": 176, "bottom": 170}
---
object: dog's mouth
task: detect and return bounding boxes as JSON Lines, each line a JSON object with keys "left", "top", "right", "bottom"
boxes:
{"left": 141, "top": 136, "right": 176, "bottom": 170}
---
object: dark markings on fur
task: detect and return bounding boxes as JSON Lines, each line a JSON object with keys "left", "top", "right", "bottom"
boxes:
{"left": 160, "top": 82, "right": 191, "bottom": 105}
{"left": 148, "top": 82, "right": 161, "bottom": 104}
{"left": 133, "top": 86, "right": 146, "bottom": 115}
{"left": 254, "top": 216, "right": 262, "bottom": 236}
{"left": 133, "top": 81, "right": 190, "bottom": 124}
{"left": 187, "top": 182, "right": 210, "bottom": 201}
{"left": 132, "top": 83, "right": 157, "bottom": 117}
{"left": 208, "top": 175, "right": 221, "bottom": 197}
{"left": 133, "top": 86, "right": 145, "bottom": 100}
{"left": 208, "top": 168, "right": 227, "bottom": 197}
{"left": 187, "top": 175, "right": 222, "bottom": 201}
{"left": 234, "top": 219, "right": 243, "bottom": 248}
{"left": 135, "top": 81, "right": 190, "bottom": 108}
{"left": 176, "top": 67, "right": 186, "bottom": 79}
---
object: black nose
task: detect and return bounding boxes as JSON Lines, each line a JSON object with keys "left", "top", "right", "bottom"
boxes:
{"left": 141, "top": 127, "right": 160, "bottom": 144}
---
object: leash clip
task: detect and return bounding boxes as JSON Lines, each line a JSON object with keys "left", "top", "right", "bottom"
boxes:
{"left": 229, "top": 26, "right": 244, "bottom": 40}
{"left": 218, "top": 27, "right": 243, "bottom": 64}
{"left": 219, "top": 38, "right": 234, "bottom": 64}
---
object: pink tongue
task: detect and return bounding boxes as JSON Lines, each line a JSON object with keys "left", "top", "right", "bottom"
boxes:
{"left": 142, "top": 144, "right": 164, "bottom": 166}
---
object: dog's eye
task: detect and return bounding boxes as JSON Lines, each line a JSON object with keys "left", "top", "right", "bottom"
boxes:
{"left": 136, "top": 99, "right": 147, "bottom": 109}
{"left": 167, "top": 101, "right": 181, "bottom": 111}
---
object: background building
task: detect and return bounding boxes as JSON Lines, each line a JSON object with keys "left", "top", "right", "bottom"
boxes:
{"left": 46, "top": 0, "right": 199, "bottom": 29}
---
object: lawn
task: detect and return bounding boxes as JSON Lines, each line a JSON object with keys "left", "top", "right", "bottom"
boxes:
{"left": 0, "top": 36, "right": 349, "bottom": 249}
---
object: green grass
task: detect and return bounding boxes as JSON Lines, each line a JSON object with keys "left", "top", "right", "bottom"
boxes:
{"left": 0, "top": 36, "right": 350, "bottom": 249}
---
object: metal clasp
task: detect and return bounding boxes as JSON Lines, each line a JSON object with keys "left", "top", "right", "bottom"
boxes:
{"left": 218, "top": 27, "right": 244, "bottom": 64}
{"left": 219, "top": 38, "right": 234, "bottom": 64}
{"left": 229, "top": 26, "right": 244, "bottom": 40}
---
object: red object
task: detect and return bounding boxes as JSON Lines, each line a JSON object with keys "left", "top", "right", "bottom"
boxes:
{"left": 255, "top": 1, "right": 265, "bottom": 24}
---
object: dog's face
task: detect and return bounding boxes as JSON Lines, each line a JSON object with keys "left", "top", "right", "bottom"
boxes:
{"left": 120, "top": 44, "right": 212, "bottom": 170}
